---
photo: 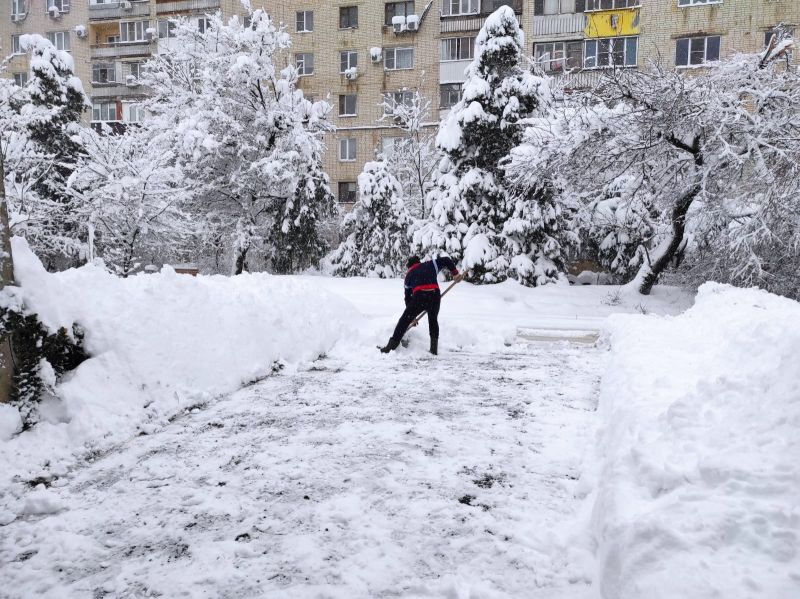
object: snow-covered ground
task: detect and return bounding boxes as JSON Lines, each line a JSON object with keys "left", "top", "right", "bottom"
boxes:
{"left": 3, "top": 245, "right": 797, "bottom": 598}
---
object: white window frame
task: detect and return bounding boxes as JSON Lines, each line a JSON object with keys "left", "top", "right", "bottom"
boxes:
{"left": 543, "top": 0, "right": 576, "bottom": 14}
{"left": 92, "top": 62, "right": 116, "bottom": 84}
{"left": 339, "top": 6, "right": 358, "bottom": 29}
{"left": 197, "top": 17, "right": 210, "bottom": 34}
{"left": 126, "top": 103, "right": 145, "bottom": 123}
{"left": 534, "top": 40, "right": 583, "bottom": 72}
{"left": 383, "top": 90, "right": 415, "bottom": 114}
{"left": 338, "top": 94, "right": 357, "bottom": 117}
{"left": 13, "top": 72, "right": 28, "bottom": 87}
{"left": 126, "top": 61, "right": 142, "bottom": 79}
{"left": 585, "top": 0, "right": 639, "bottom": 10}
{"left": 339, "top": 138, "right": 357, "bottom": 162}
{"left": 296, "top": 10, "right": 313, "bottom": 32}
{"left": 157, "top": 20, "right": 175, "bottom": 39}
{"left": 384, "top": 47, "right": 414, "bottom": 71}
{"left": 92, "top": 102, "right": 119, "bottom": 122}
{"left": 120, "top": 20, "right": 148, "bottom": 43}
{"left": 11, "top": 34, "right": 23, "bottom": 55}
{"left": 46, "top": 0, "right": 70, "bottom": 14}
{"left": 46, "top": 30, "right": 70, "bottom": 51}
{"left": 441, "top": 37, "right": 475, "bottom": 61}
{"left": 584, "top": 36, "right": 637, "bottom": 69}
{"left": 675, "top": 35, "right": 720, "bottom": 68}
{"left": 296, "top": 53, "right": 314, "bottom": 76}
{"left": 441, "top": 0, "right": 479, "bottom": 17}
{"left": 340, "top": 50, "right": 358, "bottom": 73}
{"left": 12, "top": 0, "right": 27, "bottom": 19}
{"left": 338, "top": 181, "right": 357, "bottom": 204}
{"left": 678, "top": 0, "right": 722, "bottom": 6}
{"left": 440, "top": 83, "right": 463, "bottom": 109}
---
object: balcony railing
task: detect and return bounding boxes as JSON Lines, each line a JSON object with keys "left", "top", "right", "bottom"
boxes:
{"left": 90, "top": 82, "right": 150, "bottom": 99}
{"left": 532, "top": 13, "right": 587, "bottom": 37}
{"left": 439, "top": 59, "right": 472, "bottom": 83}
{"left": 91, "top": 41, "right": 153, "bottom": 59}
{"left": 156, "top": 0, "right": 220, "bottom": 14}
{"left": 440, "top": 13, "right": 522, "bottom": 33}
{"left": 89, "top": 1, "right": 151, "bottom": 21}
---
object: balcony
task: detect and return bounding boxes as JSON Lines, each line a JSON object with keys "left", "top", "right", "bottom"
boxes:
{"left": 440, "top": 13, "right": 522, "bottom": 34}
{"left": 440, "top": 60, "right": 471, "bottom": 83}
{"left": 91, "top": 41, "right": 153, "bottom": 59}
{"left": 156, "top": 0, "right": 220, "bottom": 14}
{"left": 90, "top": 83, "right": 150, "bottom": 99}
{"left": 89, "top": 1, "right": 152, "bottom": 21}
{"left": 550, "top": 69, "right": 605, "bottom": 93}
{"left": 532, "top": 13, "right": 587, "bottom": 38}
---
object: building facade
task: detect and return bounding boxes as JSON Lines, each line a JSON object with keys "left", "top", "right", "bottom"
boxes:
{"left": 2, "top": 0, "right": 798, "bottom": 203}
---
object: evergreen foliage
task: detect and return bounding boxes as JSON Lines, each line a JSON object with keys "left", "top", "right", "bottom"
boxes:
{"left": 329, "top": 161, "right": 413, "bottom": 278}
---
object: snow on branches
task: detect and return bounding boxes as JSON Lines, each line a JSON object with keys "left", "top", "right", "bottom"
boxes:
{"left": 328, "top": 161, "right": 413, "bottom": 278}
{"left": 141, "top": 7, "right": 336, "bottom": 275}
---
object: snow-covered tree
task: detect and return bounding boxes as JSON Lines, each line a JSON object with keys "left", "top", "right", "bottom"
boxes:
{"left": 328, "top": 161, "right": 413, "bottom": 278}
{"left": 379, "top": 88, "right": 439, "bottom": 218}
{"left": 417, "top": 6, "right": 555, "bottom": 284}
{"left": 508, "top": 33, "right": 800, "bottom": 297}
{"left": 67, "top": 125, "right": 197, "bottom": 277}
{"left": 141, "top": 6, "right": 336, "bottom": 275}
{"left": 3, "top": 36, "right": 88, "bottom": 268}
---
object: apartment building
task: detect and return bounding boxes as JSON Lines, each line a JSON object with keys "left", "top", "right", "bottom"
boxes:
{"left": 2, "top": 1, "right": 798, "bottom": 204}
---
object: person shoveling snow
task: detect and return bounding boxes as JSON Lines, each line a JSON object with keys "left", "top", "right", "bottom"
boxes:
{"left": 379, "top": 255, "right": 464, "bottom": 355}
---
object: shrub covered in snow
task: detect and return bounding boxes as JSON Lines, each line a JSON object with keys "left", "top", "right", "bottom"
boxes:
{"left": 328, "top": 161, "right": 413, "bottom": 278}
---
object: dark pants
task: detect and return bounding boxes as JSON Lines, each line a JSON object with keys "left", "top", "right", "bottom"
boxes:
{"left": 392, "top": 290, "right": 441, "bottom": 342}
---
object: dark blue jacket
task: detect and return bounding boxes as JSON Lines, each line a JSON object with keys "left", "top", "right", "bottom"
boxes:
{"left": 404, "top": 256, "right": 459, "bottom": 303}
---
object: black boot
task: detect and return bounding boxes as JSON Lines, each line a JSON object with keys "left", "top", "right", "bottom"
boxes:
{"left": 429, "top": 337, "right": 438, "bottom": 356}
{"left": 380, "top": 338, "right": 400, "bottom": 353}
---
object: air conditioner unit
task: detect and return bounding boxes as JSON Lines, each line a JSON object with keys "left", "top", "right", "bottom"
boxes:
{"left": 345, "top": 68, "right": 358, "bottom": 81}
{"left": 121, "top": 0, "right": 132, "bottom": 10}
{"left": 392, "top": 15, "right": 406, "bottom": 34}
{"left": 406, "top": 15, "right": 419, "bottom": 32}
{"left": 48, "top": 6, "right": 61, "bottom": 18}
{"left": 75, "top": 25, "right": 88, "bottom": 38}
{"left": 126, "top": 76, "right": 138, "bottom": 87}
{"left": 370, "top": 47, "right": 382, "bottom": 63}
{"left": 11, "top": 13, "right": 26, "bottom": 22}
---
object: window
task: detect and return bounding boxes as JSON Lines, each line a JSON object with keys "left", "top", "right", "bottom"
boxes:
{"left": 296, "top": 53, "right": 314, "bottom": 75}
{"left": 11, "top": 34, "right": 22, "bottom": 55}
{"left": 441, "top": 37, "right": 475, "bottom": 61}
{"left": 92, "top": 62, "right": 116, "bottom": 83}
{"left": 107, "top": 34, "right": 120, "bottom": 44}
{"left": 678, "top": 0, "right": 721, "bottom": 6}
{"left": 442, "top": 0, "right": 478, "bottom": 16}
{"left": 534, "top": 40, "right": 583, "bottom": 72}
{"left": 764, "top": 27, "right": 794, "bottom": 48}
{"left": 338, "top": 181, "right": 357, "bottom": 204}
{"left": 339, "top": 138, "right": 357, "bottom": 161}
{"left": 542, "top": 0, "right": 576, "bottom": 14}
{"left": 339, "top": 6, "right": 358, "bottom": 29}
{"left": 340, "top": 50, "right": 358, "bottom": 73}
{"left": 46, "top": 31, "right": 70, "bottom": 51}
{"left": 384, "top": 90, "right": 414, "bottom": 114}
{"left": 484, "top": 0, "right": 519, "bottom": 10}
{"left": 381, "top": 136, "right": 402, "bottom": 157}
{"left": 46, "top": 0, "right": 69, "bottom": 14}
{"left": 585, "top": 0, "right": 638, "bottom": 10}
{"left": 584, "top": 36, "right": 637, "bottom": 68}
{"left": 13, "top": 72, "right": 28, "bottom": 87}
{"left": 197, "top": 17, "right": 210, "bottom": 34}
{"left": 384, "top": 47, "right": 414, "bottom": 70}
{"left": 120, "top": 21, "right": 148, "bottom": 43}
{"left": 11, "top": 0, "right": 26, "bottom": 19}
{"left": 385, "top": 1, "right": 414, "bottom": 26}
{"left": 126, "top": 103, "right": 145, "bottom": 123}
{"left": 92, "top": 102, "right": 119, "bottom": 122}
{"left": 675, "top": 35, "right": 720, "bottom": 67}
{"left": 440, "top": 83, "right": 463, "bottom": 108}
{"left": 157, "top": 20, "right": 175, "bottom": 39}
{"left": 296, "top": 10, "right": 313, "bottom": 32}
{"left": 126, "top": 61, "right": 142, "bottom": 79}
{"left": 339, "top": 94, "right": 357, "bottom": 116}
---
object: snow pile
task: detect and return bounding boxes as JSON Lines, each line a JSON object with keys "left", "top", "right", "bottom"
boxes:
{"left": 0, "top": 238, "right": 359, "bottom": 487}
{"left": 588, "top": 283, "right": 800, "bottom": 598}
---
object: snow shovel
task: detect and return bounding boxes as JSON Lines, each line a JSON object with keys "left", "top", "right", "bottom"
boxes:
{"left": 399, "top": 280, "right": 460, "bottom": 347}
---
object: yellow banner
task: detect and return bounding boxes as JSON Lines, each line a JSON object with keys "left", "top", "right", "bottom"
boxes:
{"left": 585, "top": 9, "right": 641, "bottom": 38}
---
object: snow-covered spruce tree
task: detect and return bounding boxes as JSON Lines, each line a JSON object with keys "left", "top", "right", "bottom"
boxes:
{"left": 417, "top": 6, "right": 554, "bottom": 284}
{"left": 379, "top": 88, "right": 439, "bottom": 218}
{"left": 4, "top": 36, "right": 88, "bottom": 268}
{"left": 328, "top": 161, "right": 413, "bottom": 278}
{"left": 67, "top": 124, "right": 197, "bottom": 277}
{"left": 141, "top": 8, "right": 336, "bottom": 275}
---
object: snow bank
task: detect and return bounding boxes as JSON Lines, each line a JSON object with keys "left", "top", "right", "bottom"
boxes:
{"left": 587, "top": 283, "right": 800, "bottom": 598}
{"left": 0, "top": 238, "right": 359, "bottom": 489}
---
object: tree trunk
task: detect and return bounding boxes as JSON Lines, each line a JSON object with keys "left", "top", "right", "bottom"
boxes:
{"left": 0, "top": 159, "right": 16, "bottom": 403}
{"left": 234, "top": 246, "right": 248, "bottom": 275}
{"left": 638, "top": 185, "right": 699, "bottom": 295}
